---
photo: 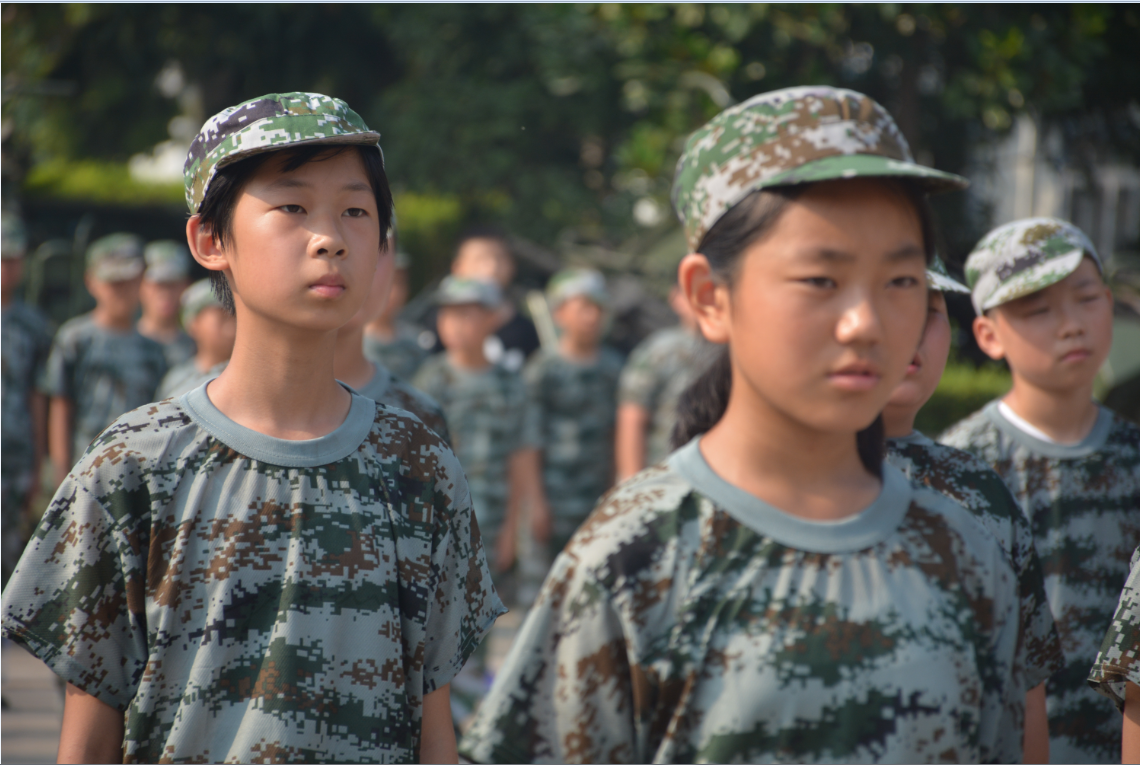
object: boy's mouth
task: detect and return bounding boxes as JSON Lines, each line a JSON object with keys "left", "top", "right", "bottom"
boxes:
{"left": 1060, "top": 347, "right": 1091, "bottom": 364}
{"left": 309, "top": 274, "right": 346, "bottom": 298}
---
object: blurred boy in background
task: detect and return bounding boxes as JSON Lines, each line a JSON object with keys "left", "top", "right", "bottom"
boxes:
{"left": 1, "top": 212, "right": 53, "bottom": 585}
{"left": 364, "top": 250, "right": 430, "bottom": 381}
{"left": 139, "top": 240, "right": 195, "bottom": 367}
{"left": 43, "top": 233, "right": 166, "bottom": 485}
{"left": 155, "top": 278, "right": 235, "bottom": 399}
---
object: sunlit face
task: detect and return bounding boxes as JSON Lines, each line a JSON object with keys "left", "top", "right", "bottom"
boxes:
{"left": 975, "top": 256, "right": 1113, "bottom": 394}
{"left": 437, "top": 302, "right": 497, "bottom": 354}
{"left": 141, "top": 278, "right": 189, "bottom": 322}
{"left": 885, "top": 290, "right": 952, "bottom": 416}
{"left": 695, "top": 179, "right": 929, "bottom": 435}
{"left": 85, "top": 273, "right": 143, "bottom": 324}
{"left": 221, "top": 150, "right": 382, "bottom": 334}
{"left": 189, "top": 305, "right": 237, "bottom": 359}
{"left": 553, "top": 294, "right": 604, "bottom": 346}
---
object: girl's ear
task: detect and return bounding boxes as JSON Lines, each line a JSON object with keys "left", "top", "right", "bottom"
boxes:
{"left": 678, "top": 253, "right": 730, "bottom": 344}
{"left": 972, "top": 313, "right": 1006, "bottom": 361}
{"left": 186, "top": 215, "right": 230, "bottom": 274}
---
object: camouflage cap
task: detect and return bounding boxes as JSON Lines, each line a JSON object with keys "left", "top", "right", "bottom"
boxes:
{"left": 965, "top": 217, "right": 1102, "bottom": 314}
{"left": 671, "top": 86, "right": 968, "bottom": 252}
{"left": 184, "top": 92, "right": 382, "bottom": 213}
{"left": 86, "top": 233, "right": 145, "bottom": 282}
{"left": 2, "top": 211, "right": 27, "bottom": 260}
{"left": 547, "top": 267, "right": 608, "bottom": 308}
{"left": 181, "top": 278, "right": 222, "bottom": 325}
{"left": 928, "top": 255, "right": 969, "bottom": 294}
{"left": 435, "top": 275, "right": 502, "bottom": 308}
{"left": 144, "top": 240, "right": 191, "bottom": 283}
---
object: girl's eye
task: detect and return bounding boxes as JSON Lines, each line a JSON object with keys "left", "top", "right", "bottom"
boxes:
{"left": 344, "top": 208, "right": 368, "bottom": 218}
{"left": 801, "top": 276, "right": 836, "bottom": 289}
{"left": 889, "top": 275, "right": 921, "bottom": 288}
{"left": 279, "top": 204, "right": 304, "bottom": 214}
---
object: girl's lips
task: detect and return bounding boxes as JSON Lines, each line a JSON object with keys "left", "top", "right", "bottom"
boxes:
{"left": 309, "top": 283, "right": 346, "bottom": 298}
{"left": 1060, "top": 348, "right": 1091, "bottom": 364}
{"left": 828, "top": 369, "right": 881, "bottom": 391}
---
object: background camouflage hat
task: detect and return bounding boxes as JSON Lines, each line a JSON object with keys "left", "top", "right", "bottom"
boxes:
{"left": 144, "top": 240, "right": 191, "bottom": 283}
{"left": 671, "top": 85, "right": 968, "bottom": 251}
{"left": 927, "top": 255, "right": 969, "bottom": 294}
{"left": 2, "top": 211, "right": 27, "bottom": 260}
{"left": 86, "top": 233, "right": 145, "bottom": 281}
{"left": 965, "top": 217, "right": 1102, "bottom": 314}
{"left": 181, "top": 278, "right": 222, "bottom": 325}
{"left": 184, "top": 92, "right": 382, "bottom": 213}
{"left": 435, "top": 275, "right": 502, "bottom": 308}
{"left": 546, "top": 267, "right": 608, "bottom": 308}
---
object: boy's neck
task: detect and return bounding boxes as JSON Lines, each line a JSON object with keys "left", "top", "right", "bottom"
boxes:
{"left": 1003, "top": 376, "right": 1100, "bottom": 444}
{"left": 333, "top": 326, "right": 378, "bottom": 390}
{"left": 138, "top": 314, "right": 180, "bottom": 340}
{"left": 447, "top": 344, "right": 490, "bottom": 372}
{"left": 881, "top": 406, "right": 917, "bottom": 440}
{"left": 364, "top": 316, "right": 396, "bottom": 343}
{"left": 558, "top": 332, "right": 599, "bottom": 363}
{"left": 90, "top": 305, "right": 134, "bottom": 332}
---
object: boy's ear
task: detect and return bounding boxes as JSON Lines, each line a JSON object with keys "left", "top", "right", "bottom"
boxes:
{"left": 972, "top": 313, "right": 1006, "bottom": 361}
{"left": 186, "top": 215, "right": 230, "bottom": 274}
{"left": 678, "top": 253, "right": 728, "bottom": 344}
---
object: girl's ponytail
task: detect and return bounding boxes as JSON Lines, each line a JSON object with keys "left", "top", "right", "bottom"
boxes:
{"left": 671, "top": 348, "right": 731, "bottom": 449}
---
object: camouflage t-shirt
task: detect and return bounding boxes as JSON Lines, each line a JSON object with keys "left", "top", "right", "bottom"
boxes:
{"left": 155, "top": 359, "right": 227, "bottom": 400}
{"left": 941, "top": 401, "right": 1140, "bottom": 763}
{"left": 1, "top": 383, "right": 505, "bottom": 763}
{"left": 887, "top": 430, "right": 1065, "bottom": 689}
{"left": 353, "top": 361, "right": 450, "bottom": 445}
{"left": 618, "top": 326, "right": 714, "bottom": 466}
{"left": 460, "top": 440, "right": 1024, "bottom": 764}
{"left": 364, "top": 325, "right": 428, "bottom": 383}
{"left": 1089, "top": 546, "right": 1140, "bottom": 711}
{"left": 41, "top": 313, "right": 167, "bottom": 461}
{"left": 413, "top": 355, "right": 528, "bottom": 542}
{"left": 523, "top": 346, "right": 623, "bottom": 552}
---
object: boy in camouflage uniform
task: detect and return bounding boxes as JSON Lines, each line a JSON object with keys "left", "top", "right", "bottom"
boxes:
{"left": 941, "top": 218, "right": 1140, "bottom": 763}
{"left": 42, "top": 233, "right": 167, "bottom": 485}
{"left": 1089, "top": 546, "right": 1140, "bottom": 760}
{"left": 139, "top": 239, "right": 196, "bottom": 367}
{"left": 882, "top": 256, "right": 1063, "bottom": 759}
{"left": 523, "top": 268, "right": 623, "bottom": 555}
{"left": 413, "top": 276, "right": 535, "bottom": 574}
{"left": 1, "top": 212, "right": 53, "bottom": 586}
{"left": 3, "top": 93, "right": 502, "bottom": 763}
{"left": 364, "top": 250, "right": 430, "bottom": 381}
{"left": 154, "top": 278, "right": 234, "bottom": 399}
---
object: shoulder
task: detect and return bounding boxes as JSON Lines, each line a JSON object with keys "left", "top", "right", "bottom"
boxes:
{"left": 889, "top": 436, "right": 1019, "bottom": 513}
{"left": 522, "top": 348, "right": 560, "bottom": 379}
{"left": 53, "top": 313, "right": 96, "bottom": 344}
{"left": 1105, "top": 410, "right": 1140, "bottom": 452}
{"left": 388, "top": 377, "right": 445, "bottom": 419}
{"left": 938, "top": 403, "right": 1001, "bottom": 452}
{"left": 364, "top": 402, "right": 470, "bottom": 509}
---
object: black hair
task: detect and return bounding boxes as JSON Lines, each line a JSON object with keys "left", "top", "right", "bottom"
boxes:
{"left": 195, "top": 144, "right": 393, "bottom": 314}
{"left": 670, "top": 180, "right": 937, "bottom": 479}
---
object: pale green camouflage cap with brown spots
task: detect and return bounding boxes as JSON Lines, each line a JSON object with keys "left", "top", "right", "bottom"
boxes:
{"left": 184, "top": 92, "right": 382, "bottom": 213}
{"left": 547, "top": 268, "right": 608, "bottom": 308}
{"left": 144, "top": 240, "right": 191, "bottom": 283}
{"left": 86, "top": 233, "right": 145, "bottom": 282}
{"left": 671, "top": 85, "right": 968, "bottom": 252}
{"left": 965, "top": 217, "right": 1102, "bottom": 314}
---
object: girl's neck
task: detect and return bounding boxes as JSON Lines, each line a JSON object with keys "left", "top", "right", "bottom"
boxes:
{"left": 206, "top": 311, "right": 351, "bottom": 440}
{"left": 881, "top": 405, "right": 917, "bottom": 439}
{"left": 334, "top": 326, "right": 377, "bottom": 390}
{"left": 364, "top": 316, "right": 396, "bottom": 343}
{"left": 699, "top": 379, "right": 881, "bottom": 522}
{"left": 1003, "top": 376, "right": 1099, "bottom": 444}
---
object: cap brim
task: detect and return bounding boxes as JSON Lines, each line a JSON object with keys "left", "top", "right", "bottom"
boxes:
{"left": 927, "top": 270, "right": 970, "bottom": 293}
{"left": 213, "top": 131, "right": 382, "bottom": 176}
{"left": 763, "top": 154, "right": 969, "bottom": 194}
{"left": 978, "top": 248, "right": 1085, "bottom": 312}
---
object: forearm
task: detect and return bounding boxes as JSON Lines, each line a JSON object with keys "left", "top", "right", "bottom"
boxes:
{"left": 419, "top": 684, "right": 457, "bottom": 763}
{"left": 49, "top": 396, "right": 74, "bottom": 485}
{"left": 614, "top": 404, "right": 649, "bottom": 481}
{"left": 506, "top": 448, "right": 540, "bottom": 528}
{"left": 1023, "top": 682, "right": 1049, "bottom": 764}
{"left": 58, "top": 683, "right": 123, "bottom": 764}
{"left": 1124, "top": 681, "right": 1140, "bottom": 764}
{"left": 31, "top": 390, "right": 48, "bottom": 477}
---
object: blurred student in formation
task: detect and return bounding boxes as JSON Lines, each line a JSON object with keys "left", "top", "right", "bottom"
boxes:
{"left": 42, "top": 233, "right": 166, "bottom": 485}
{"left": 881, "top": 256, "right": 1062, "bottom": 762}
{"left": 0, "top": 212, "right": 53, "bottom": 586}
{"left": 138, "top": 240, "right": 196, "bottom": 367}
{"left": 523, "top": 268, "right": 623, "bottom": 556}
{"left": 337, "top": 228, "right": 449, "bottom": 441}
{"left": 1088, "top": 546, "right": 1140, "bottom": 762}
{"left": 154, "top": 279, "right": 235, "bottom": 399}
{"left": 413, "top": 276, "right": 537, "bottom": 578}
{"left": 941, "top": 218, "right": 1140, "bottom": 764}
{"left": 363, "top": 249, "right": 430, "bottom": 381}
{"left": 615, "top": 282, "right": 713, "bottom": 480}
{"left": 462, "top": 86, "right": 1029, "bottom": 764}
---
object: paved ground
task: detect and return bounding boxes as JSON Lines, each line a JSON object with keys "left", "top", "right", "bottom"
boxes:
{"left": 2, "top": 643, "right": 62, "bottom": 764}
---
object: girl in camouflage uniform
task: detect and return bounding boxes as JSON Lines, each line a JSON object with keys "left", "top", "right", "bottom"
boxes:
{"left": 461, "top": 86, "right": 1027, "bottom": 763}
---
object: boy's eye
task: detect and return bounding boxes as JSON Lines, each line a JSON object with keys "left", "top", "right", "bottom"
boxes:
{"left": 801, "top": 276, "right": 836, "bottom": 289}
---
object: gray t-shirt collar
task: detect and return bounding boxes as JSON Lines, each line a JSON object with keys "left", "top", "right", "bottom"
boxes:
{"left": 983, "top": 399, "right": 1112, "bottom": 458}
{"left": 180, "top": 381, "right": 376, "bottom": 467}
{"left": 668, "top": 437, "right": 914, "bottom": 553}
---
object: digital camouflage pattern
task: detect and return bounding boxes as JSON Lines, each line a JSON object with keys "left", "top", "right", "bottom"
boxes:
{"left": 143, "top": 240, "right": 191, "bottom": 283}
{"left": 86, "top": 232, "right": 145, "bottom": 282}
{"left": 184, "top": 92, "right": 382, "bottom": 213}
{"left": 670, "top": 86, "right": 967, "bottom": 251}
{"left": 1, "top": 301, "right": 53, "bottom": 583}
{"left": 926, "top": 256, "right": 969, "bottom": 294}
{"left": 155, "top": 359, "right": 226, "bottom": 400}
{"left": 363, "top": 326, "right": 429, "bottom": 382}
{"left": 42, "top": 313, "right": 167, "bottom": 464}
{"left": 354, "top": 361, "right": 450, "bottom": 446}
{"left": 434, "top": 275, "right": 501, "bottom": 308}
{"left": 413, "top": 355, "right": 529, "bottom": 544}
{"left": 523, "top": 346, "right": 624, "bottom": 553}
{"left": 460, "top": 443, "right": 1024, "bottom": 764}
{"left": 965, "top": 217, "right": 1102, "bottom": 315}
{"left": 546, "top": 268, "right": 608, "bottom": 309}
{"left": 887, "top": 431, "right": 1065, "bottom": 689}
{"left": 1, "top": 387, "right": 504, "bottom": 763}
{"left": 941, "top": 402, "right": 1140, "bottom": 763}
{"left": 619, "top": 326, "right": 715, "bottom": 466}
{"left": 1089, "top": 547, "right": 1140, "bottom": 711}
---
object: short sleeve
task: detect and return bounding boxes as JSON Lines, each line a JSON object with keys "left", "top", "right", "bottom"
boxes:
{"left": 521, "top": 358, "right": 546, "bottom": 450}
{"left": 1, "top": 478, "right": 148, "bottom": 710}
{"left": 459, "top": 558, "right": 639, "bottom": 764}
{"left": 1089, "top": 548, "right": 1140, "bottom": 710}
{"left": 617, "top": 339, "right": 662, "bottom": 409}
{"left": 41, "top": 332, "right": 76, "bottom": 398}
{"left": 502, "top": 373, "right": 531, "bottom": 455}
